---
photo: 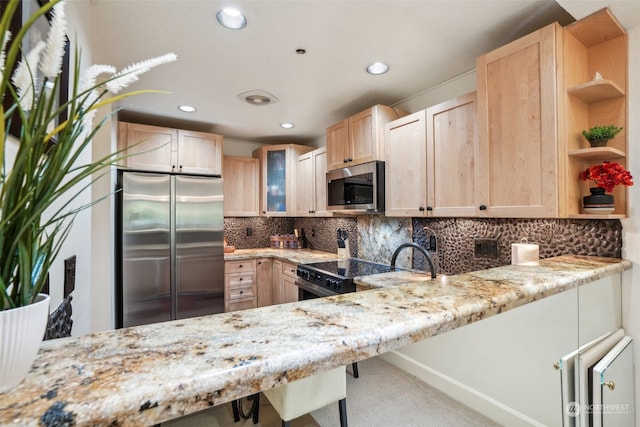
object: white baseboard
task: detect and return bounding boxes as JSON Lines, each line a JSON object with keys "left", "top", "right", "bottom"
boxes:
{"left": 378, "top": 351, "right": 547, "bottom": 427}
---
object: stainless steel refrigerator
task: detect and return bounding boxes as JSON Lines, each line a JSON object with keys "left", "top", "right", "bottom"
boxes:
{"left": 116, "top": 170, "right": 224, "bottom": 328}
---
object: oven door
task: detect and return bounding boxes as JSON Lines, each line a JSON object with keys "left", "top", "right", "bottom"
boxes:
{"left": 295, "top": 279, "right": 337, "bottom": 300}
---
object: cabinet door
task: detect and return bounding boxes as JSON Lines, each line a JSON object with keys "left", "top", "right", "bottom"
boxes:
{"left": 119, "top": 123, "right": 177, "bottom": 172}
{"left": 256, "top": 258, "right": 273, "bottom": 307}
{"left": 476, "top": 23, "right": 561, "bottom": 217}
{"left": 326, "top": 119, "right": 350, "bottom": 171}
{"left": 223, "top": 156, "right": 260, "bottom": 217}
{"left": 295, "top": 152, "right": 314, "bottom": 216}
{"left": 349, "top": 108, "right": 376, "bottom": 166}
{"left": 385, "top": 111, "right": 428, "bottom": 217}
{"left": 178, "top": 130, "right": 223, "bottom": 175}
{"left": 282, "top": 275, "right": 299, "bottom": 304}
{"left": 313, "top": 147, "right": 331, "bottom": 216}
{"left": 427, "top": 92, "right": 478, "bottom": 217}
{"left": 282, "top": 262, "right": 299, "bottom": 304}
{"left": 272, "top": 259, "right": 283, "bottom": 305}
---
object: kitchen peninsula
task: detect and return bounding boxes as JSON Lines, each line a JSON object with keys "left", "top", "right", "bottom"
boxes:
{"left": 0, "top": 255, "right": 630, "bottom": 426}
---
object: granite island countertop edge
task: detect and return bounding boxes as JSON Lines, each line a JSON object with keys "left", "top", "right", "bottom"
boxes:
{"left": 0, "top": 255, "right": 631, "bottom": 426}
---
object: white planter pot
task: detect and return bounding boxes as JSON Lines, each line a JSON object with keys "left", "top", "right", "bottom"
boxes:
{"left": 0, "top": 294, "right": 50, "bottom": 393}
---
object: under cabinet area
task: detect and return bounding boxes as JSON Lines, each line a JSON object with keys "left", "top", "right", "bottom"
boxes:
{"left": 296, "top": 147, "right": 331, "bottom": 217}
{"left": 385, "top": 92, "right": 476, "bottom": 217}
{"left": 117, "top": 122, "right": 223, "bottom": 175}
{"left": 223, "top": 156, "right": 260, "bottom": 217}
{"left": 326, "top": 104, "right": 409, "bottom": 171}
{"left": 224, "top": 260, "right": 257, "bottom": 312}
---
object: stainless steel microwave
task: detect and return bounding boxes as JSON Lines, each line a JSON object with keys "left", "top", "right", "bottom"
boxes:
{"left": 326, "top": 161, "right": 385, "bottom": 214}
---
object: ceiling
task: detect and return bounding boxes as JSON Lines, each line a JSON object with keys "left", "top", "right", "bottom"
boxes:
{"left": 74, "top": 0, "right": 631, "bottom": 146}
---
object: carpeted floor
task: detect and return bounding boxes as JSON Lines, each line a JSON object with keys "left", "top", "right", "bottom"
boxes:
{"left": 163, "top": 356, "right": 502, "bottom": 427}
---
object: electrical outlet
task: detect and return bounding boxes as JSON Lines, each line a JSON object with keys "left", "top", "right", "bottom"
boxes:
{"left": 246, "top": 227, "right": 253, "bottom": 237}
{"left": 64, "top": 255, "right": 76, "bottom": 297}
{"left": 474, "top": 238, "right": 498, "bottom": 258}
{"left": 428, "top": 235, "right": 437, "bottom": 251}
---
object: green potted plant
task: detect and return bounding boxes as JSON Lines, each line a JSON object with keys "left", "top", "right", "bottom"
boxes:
{"left": 581, "top": 125, "right": 623, "bottom": 147}
{"left": 0, "top": 0, "right": 176, "bottom": 391}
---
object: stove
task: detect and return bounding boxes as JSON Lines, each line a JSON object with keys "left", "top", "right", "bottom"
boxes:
{"left": 295, "top": 259, "right": 392, "bottom": 297}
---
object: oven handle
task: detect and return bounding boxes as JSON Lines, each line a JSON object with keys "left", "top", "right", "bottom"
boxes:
{"left": 294, "top": 279, "right": 337, "bottom": 298}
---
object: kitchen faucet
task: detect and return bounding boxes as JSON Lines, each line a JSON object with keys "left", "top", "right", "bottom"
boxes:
{"left": 390, "top": 242, "right": 437, "bottom": 279}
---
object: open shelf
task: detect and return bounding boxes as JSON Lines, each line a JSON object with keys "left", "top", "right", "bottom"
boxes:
{"left": 567, "top": 79, "right": 624, "bottom": 104}
{"left": 568, "top": 147, "right": 625, "bottom": 160}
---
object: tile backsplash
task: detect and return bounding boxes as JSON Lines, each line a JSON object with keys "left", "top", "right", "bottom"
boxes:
{"left": 225, "top": 216, "right": 622, "bottom": 275}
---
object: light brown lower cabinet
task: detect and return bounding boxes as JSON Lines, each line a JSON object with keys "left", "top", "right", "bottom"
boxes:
{"left": 256, "top": 258, "right": 273, "bottom": 307}
{"left": 225, "top": 258, "right": 298, "bottom": 311}
{"left": 224, "top": 260, "right": 257, "bottom": 312}
{"left": 272, "top": 260, "right": 299, "bottom": 305}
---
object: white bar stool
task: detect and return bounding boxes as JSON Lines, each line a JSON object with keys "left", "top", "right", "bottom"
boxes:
{"left": 234, "top": 366, "right": 348, "bottom": 427}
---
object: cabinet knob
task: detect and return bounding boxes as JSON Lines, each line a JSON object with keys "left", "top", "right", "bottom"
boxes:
{"left": 240, "top": 290, "right": 244, "bottom": 294}
{"left": 426, "top": 206, "right": 433, "bottom": 211}
{"left": 179, "top": 165, "right": 183, "bottom": 170}
{"left": 343, "top": 159, "right": 349, "bottom": 163}
{"left": 479, "top": 204, "right": 487, "bottom": 210}
{"left": 347, "top": 157, "right": 353, "bottom": 162}
{"left": 239, "top": 264, "right": 243, "bottom": 268}
{"left": 604, "top": 381, "right": 615, "bottom": 391}
{"left": 418, "top": 206, "right": 425, "bottom": 212}
{"left": 553, "top": 362, "right": 560, "bottom": 370}
{"left": 172, "top": 165, "right": 176, "bottom": 170}
{"left": 239, "top": 277, "right": 243, "bottom": 281}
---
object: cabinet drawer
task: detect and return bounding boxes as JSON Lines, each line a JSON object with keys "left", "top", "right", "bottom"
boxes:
{"left": 225, "top": 259, "right": 256, "bottom": 273}
{"left": 282, "top": 262, "right": 298, "bottom": 279}
{"left": 227, "top": 272, "right": 254, "bottom": 287}
{"left": 228, "top": 283, "right": 255, "bottom": 299}
{"left": 225, "top": 296, "right": 256, "bottom": 312}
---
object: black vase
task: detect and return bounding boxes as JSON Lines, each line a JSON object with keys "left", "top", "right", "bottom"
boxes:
{"left": 582, "top": 187, "right": 614, "bottom": 214}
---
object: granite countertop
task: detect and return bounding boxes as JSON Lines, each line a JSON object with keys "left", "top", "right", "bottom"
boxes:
{"left": 223, "top": 248, "right": 340, "bottom": 264}
{"left": 0, "top": 255, "right": 630, "bottom": 426}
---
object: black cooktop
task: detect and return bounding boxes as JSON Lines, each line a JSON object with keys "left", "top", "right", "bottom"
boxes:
{"left": 302, "top": 259, "right": 392, "bottom": 279}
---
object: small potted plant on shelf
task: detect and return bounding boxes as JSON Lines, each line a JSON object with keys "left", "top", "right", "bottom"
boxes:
{"left": 580, "top": 161, "right": 633, "bottom": 214}
{"left": 0, "top": 0, "right": 176, "bottom": 392}
{"left": 581, "top": 125, "right": 623, "bottom": 147}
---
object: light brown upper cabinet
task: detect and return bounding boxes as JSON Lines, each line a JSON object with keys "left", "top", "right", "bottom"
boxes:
{"left": 564, "top": 9, "right": 628, "bottom": 218}
{"left": 252, "top": 144, "right": 313, "bottom": 216}
{"left": 476, "top": 23, "right": 562, "bottom": 218}
{"left": 223, "top": 156, "right": 260, "bottom": 217}
{"left": 475, "top": 8, "right": 627, "bottom": 218}
{"left": 385, "top": 93, "right": 477, "bottom": 217}
{"left": 326, "top": 105, "right": 409, "bottom": 171}
{"left": 296, "top": 147, "right": 331, "bottom": 217}
{"left": 118, "top": 122, "right": 223, "bottom": 176}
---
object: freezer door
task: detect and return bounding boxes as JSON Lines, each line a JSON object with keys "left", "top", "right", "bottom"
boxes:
{"left": 174, "top": 175, "right": 224, "bottom": 319}
{"left": 121, "top": 172, "right": 171, "bottom": 327}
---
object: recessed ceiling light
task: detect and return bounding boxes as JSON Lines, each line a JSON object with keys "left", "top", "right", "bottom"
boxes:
{"left": 280, "top": 123, "right": 294, "bottom": 129}
{"left": 178, "top": 105, "right": 197, "bottom": 113}
{"left": 366, "top": 62, "right": 389, "bottom": 75}
{"left": 216, "top": 8, "right": 247, "bottom": 29}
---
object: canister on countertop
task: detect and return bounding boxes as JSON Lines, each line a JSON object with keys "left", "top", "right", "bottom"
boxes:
{"left": 511, "top": 238, "right": 539, "bottom": 266}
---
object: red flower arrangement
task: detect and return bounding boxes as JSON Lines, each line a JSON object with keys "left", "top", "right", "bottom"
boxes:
{"left": 581, "top": 161, "right": 634, "bottom": 192}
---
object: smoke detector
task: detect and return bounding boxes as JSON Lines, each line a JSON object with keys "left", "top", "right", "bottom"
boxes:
{"left": 237, "top": 90, "right": 279, "bottom": 106}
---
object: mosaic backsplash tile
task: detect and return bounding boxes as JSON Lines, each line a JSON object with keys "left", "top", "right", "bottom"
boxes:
{"left": 225, "top": 216, "right": 622, "bottom": 276}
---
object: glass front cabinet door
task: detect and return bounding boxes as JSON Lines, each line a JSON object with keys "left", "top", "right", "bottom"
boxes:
{"left": 253, "top": 144, "right": 313, "bottom": 216}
